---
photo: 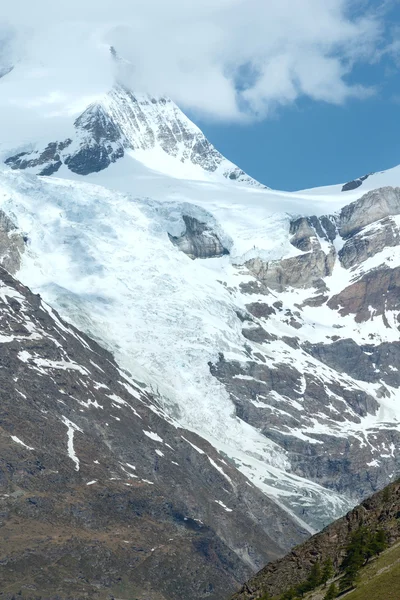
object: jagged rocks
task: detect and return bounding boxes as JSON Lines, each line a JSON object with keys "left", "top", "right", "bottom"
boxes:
{"left": 290, "top": 216, "right": 336, "bottom": 252}
{"left": 245, "top": 248, "right": 335, "bottom": 292}
{"left": 168, "top": 215, "right": 229, "bottom": 259}
{"left": 328, "top": 266, "right": 400, "bottom": 323}
{"left": 339, "top": 187, "right": 400, "bottom": 237}
{"left": 3, "top": 85, "right": 263, "bottom": 186}
{"left": 303, "top": 339, "right": 400, "bottom": 387}
{"left": 339, "top": 216, "right": 400, "bottom": 269}
{"left": 5, "top": 140, "right": 72, "bottom": 176}
{"left": 231, "top": 481, "right": 400, "bottom": 600}
{"left": 341, "top": 173, "right": 371, "bottom": 192}
{"left": 0, "top": 267, "right": 308, "bottom": 600}
{"left": 0, "top": 210, "right": 24, "bottom": 274}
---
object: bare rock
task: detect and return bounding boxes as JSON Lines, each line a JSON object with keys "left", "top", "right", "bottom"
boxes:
{"left": 327, "top": 266, "right": 400, "bottom": 323}
{"left": 168, "top": 215, "right": 229, "bottom": 259}
{"left": 339, "top": 187, "right": 400, "bottom": 238}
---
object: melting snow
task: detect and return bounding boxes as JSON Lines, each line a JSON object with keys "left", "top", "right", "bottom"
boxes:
{"left": 61, "top": 417, "right": 83, "bottom": 471}
{"left": 10, "top": 435, "right": 34, "bottom": 450}
{"left": 214, "top": 500, "right": 233, "bottom": 512}
{"left": 143, "top": 430, "right": 163, "bottom": 443}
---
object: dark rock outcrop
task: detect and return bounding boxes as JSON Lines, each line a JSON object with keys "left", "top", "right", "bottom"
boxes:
{"left": 3, "top": 85, "right": 263, "bottom": 186}
{"left": 168, "top": 215, "right": 229, "bottom": 259}
{"left": 339, "top": 216, "right": 400, "bottom": 269}
{"left": 341, "top": 173, "right": 371, "bottom": 192}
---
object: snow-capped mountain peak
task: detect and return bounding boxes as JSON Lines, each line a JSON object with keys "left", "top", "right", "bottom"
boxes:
{"left": 2, "top": 80, "right": 263, "bottom": 186}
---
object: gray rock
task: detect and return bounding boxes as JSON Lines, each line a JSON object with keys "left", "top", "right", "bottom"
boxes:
{"left": 3, "top": 85, "right": 264, "bottom": 186}
{"left": 339, "top": 186, "right": 400, "bottom": 238}
{"left": 328, "top": 266, "right": 400, "bottom": 323}
{"left": 339, "top": 216, "right": 400, "bottom": 269}
{"left": 245, "top": 248, "right": 335, "bottom": 292}
{"left": 168, "top": 215, "right": 229, "bottom": 259}
{"left": 0, "top": 210, "right": 24, "bottom": 274}
{"left": 341, "top": 173, "right": 371, "bottom": 192}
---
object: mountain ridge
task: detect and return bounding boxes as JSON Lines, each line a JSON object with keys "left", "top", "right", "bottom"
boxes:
{"left": 230, "top": 478, "right": 400, "bottom": 600}
{"left": 2, "top": 83, "right": 263, "bottom": 186}
{"left": 0, "top": 261, "right": 308, "bottom": 600}
{"left": 0, "top": 54, "right": 400, "bottom": 597}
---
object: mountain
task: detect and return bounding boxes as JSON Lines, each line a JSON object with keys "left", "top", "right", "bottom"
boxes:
{"left": 0, "top": 256, "right": 307, "bottom": 600}
{"left": 2, "top": 158, "right": 400, "bottom": 532}
{"left": 1, "top": 81, "right": 262, "bottom": 186}
{"left": 0, "top": 49, "right": 400, "bottom": 594}
{"left": 231, "top": 478, "right": 400, "bottom": 600}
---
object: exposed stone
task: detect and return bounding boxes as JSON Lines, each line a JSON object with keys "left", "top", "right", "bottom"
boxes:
{"left": 245, "top": 302, "right": 276, "bottom": 319}
{"left": 339, "top": 187, "right": 400, "bottom": 238}
{"left": 341, "top": 173, "right": 371, "bottom": 192}
{"left": 168, "top": 215, "right": 229, "bottom": 259}
{"left": 231, "top": 481, "right": 400, "bottom": 600}
{"left": 245, "top": 248, "right": 335, "bottom": 292}
{"left": 3, "top": 85, "right": 263, "bottom": 186}
{"left": 5, "top": 140, "right": 72, "bottom": 176}
{"left": 0, "top": 210, "right": 25, "bottom": 274}
{"left": 0, "top": 267, "right": 308, "bottom": 600}
{"left": 290, "top": 216, "right": 336, "bottom": 252}
{"left": 339, "top": 216, "right": 400, "bottom": 269}
{"left": 303, "top": 339, "right": 400, "bottom": 387}
{"left": 327, "top": 266, "right": 400, "bottom": 323}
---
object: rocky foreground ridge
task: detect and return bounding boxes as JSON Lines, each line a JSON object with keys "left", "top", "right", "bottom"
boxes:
{"left": 231, "top": 479, "right": 400, "bottom": 600}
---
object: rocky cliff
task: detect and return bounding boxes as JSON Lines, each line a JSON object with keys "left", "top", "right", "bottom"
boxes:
{"left": 0, "top": 263, "right": 308, "bottom": 600}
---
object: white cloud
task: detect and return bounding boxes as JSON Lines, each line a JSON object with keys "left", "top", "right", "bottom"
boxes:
{"left": 0, "top": 0, "right": 390, "bottom": 122}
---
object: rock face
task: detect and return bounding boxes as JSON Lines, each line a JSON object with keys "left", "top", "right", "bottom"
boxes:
{"left": 341, "top": 173, "right": 371, "bottom": 192}
{"left": 328, "top": 266, "right": 400, "bottom": 323}
{"left": 168, "top": 215, "right": 230, "bottom": 259}
{"left": 245, "top": 249, "right": 335, "bottom": 292}
{"left": 3, "top": 86, "right": 263, "bottom": 186}
{"left": 338, "top": 216, "right": 400, "bottom": 269}
{"left": 231, "top": 480, "right": 400, "bottom": 600}
{"left": 205, "top": 185, "right": 400, "bottom": 522}
{"left": 339, "top": 186, "right": 400, "bottom": 237}
{"left": 243, "top": 215, "right": 337, "bottom": 292}
{"left": 0, "top": 267, "right": 308, "bottom": 600}
{"left": 0, "top": 210, "right": 25, "bottom": 273}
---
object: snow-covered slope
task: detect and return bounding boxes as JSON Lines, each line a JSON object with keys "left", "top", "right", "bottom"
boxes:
{"left": 2, "top": 154, "right": 400, "bottom": 531}
{"left": 0, "top": 72, "right": 262, "bottom": 186}
{"left": 300, "top": 163, "right": 400, "bottom": 196}
{"left": 1, "top": 53, "right": 400, "bottom": 535}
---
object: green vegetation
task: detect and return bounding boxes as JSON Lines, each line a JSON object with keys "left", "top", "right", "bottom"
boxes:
{"left": 345, "top": 541, "right": 400, "bottom": 600}
{"left": 321, "top": 558, "right": 334, "bottom": 586}
{"left": 323, "top": 582, "right": 337, "bottom": 600}
{"left": 340, "top": 526, "right": 388, "bottom": 592}
{"left": 308, "top": 540, "right": 400, "bottom": 600}
{"left": 275, "top": 526, "right": 389, "bottom": 600}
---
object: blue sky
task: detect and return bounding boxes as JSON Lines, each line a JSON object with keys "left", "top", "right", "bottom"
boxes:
{"left": 192, "top": 2, "right": 400, "bottom": 191}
